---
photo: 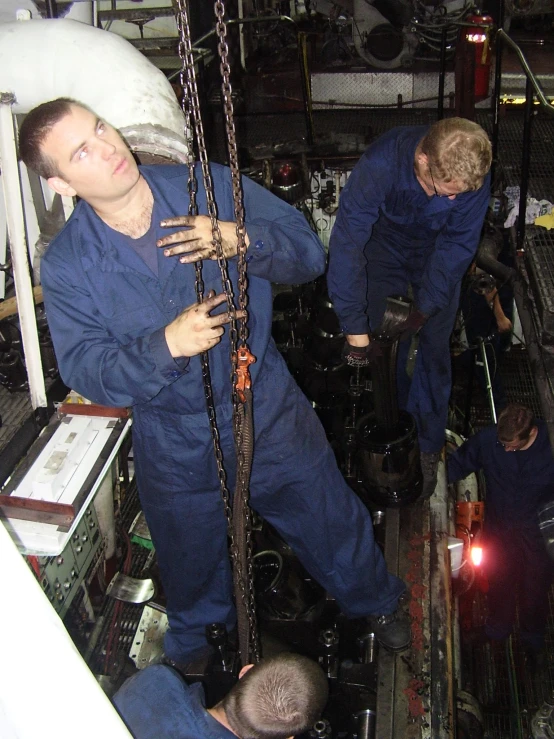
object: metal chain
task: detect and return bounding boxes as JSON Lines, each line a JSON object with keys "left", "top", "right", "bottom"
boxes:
{"left": 213, "top": 0, "right": 259, "bottom": 663}
{"left": 176, "top": 0, "right": 233, "bottom": 530}
{"left": 176, "top": 0, "right": 259, "bottom": 663}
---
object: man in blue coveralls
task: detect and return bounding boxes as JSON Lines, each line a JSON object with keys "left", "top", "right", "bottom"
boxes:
{"left": 448, "top": 403, "right": 554, "bottom": 660}
{"left": 328, "top": 117, "right": 492, "bottom": 498}
{"left": 113, "top": 652, "right": 328, "bottom": 738}
{"left": 19, "top": 99, "right": 411, "bottom": 665}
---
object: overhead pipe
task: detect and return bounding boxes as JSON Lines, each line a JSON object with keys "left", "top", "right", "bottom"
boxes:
{"left": 0, "top": 19, "right": 187, "bottom": 143}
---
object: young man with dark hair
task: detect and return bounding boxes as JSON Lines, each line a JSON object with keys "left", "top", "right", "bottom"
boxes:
{"left": 19, "top": 99, "right": 411, "bottom": 665}
{"left": 113, "top": 652, "right": 329, "bottom": 739}
{"left": 448, "top": 403, "right": 554, "bottom": 658}
{"left": 328, "top": 117, "right": 493, "bottom": 499}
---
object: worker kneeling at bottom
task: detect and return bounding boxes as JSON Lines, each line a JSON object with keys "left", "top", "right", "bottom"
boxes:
{"left": 113, "top": 652, "right": 329, "bottom": 739}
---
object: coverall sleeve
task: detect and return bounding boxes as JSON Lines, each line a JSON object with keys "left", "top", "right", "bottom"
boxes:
{"left": 327, "top": 160, "right": 387, "bottom": 335}
{"left": 417, "top": 176, "right": 490, "bottom": 318}
{"left": 229, "top": 171, "right": 326, "bottom": 285}
{"left": 447, "top": 431, "right": 486, "bottom": 484}
{"left": 41, "top": 250, "right": 189, "bottom": 408}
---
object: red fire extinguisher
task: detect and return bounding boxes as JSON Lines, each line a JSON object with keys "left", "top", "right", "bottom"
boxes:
{"left": 464, "top": 13, "right": 494, "bottom": 99}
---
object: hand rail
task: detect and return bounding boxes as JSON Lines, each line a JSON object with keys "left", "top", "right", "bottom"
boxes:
{"left": 490, "top": 7, "right": 554, "bottom": 250}
{"left": 496, "top": 29, "right": 554, "bottom": 115}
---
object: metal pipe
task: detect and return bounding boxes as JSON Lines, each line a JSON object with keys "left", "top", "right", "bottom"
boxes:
{"left": 497, "top": 30, "right": 554, "bottom": 114}
{"left": 477, "top": 336, "right": 497, "bottom": 423}
{"left": 438, "top": 27, "right": 447, "bottom": 120}
{"left": 463, "top": 347, "right": 476, "bottom": 437}
{"left": 45, "top": 0, "right": 58, "bottom": 18}
{"left": 0, "top": 94, "right": 46, "bottom": 410}
{"left": 517, "top": 76, "right": 535, "bottom": 251}
{"left": 491, "top": 0, "right": 505, "bottom": 187}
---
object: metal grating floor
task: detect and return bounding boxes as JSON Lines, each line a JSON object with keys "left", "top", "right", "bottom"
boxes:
{"left": 451, "top": 344, "right": 550, "bottom": 738}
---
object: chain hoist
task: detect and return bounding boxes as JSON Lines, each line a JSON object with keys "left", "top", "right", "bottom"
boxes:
{"left": 176, "top": 0, "right": 259, "bottom": 665}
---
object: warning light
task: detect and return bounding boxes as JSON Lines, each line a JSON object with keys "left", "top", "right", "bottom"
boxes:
{"left": 470, "top": 546, "right": 483, "bottom": 566}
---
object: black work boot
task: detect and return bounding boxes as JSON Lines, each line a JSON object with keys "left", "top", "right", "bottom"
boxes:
{"left": 420, "top": 451, "right": 441, "bottom": 500}
{"left": 365, "top": 609, "right": 411, "bottom": 652}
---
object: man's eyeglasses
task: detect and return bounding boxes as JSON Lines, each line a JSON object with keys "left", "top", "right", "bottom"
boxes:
{"left": 428, "top": 164, "right": 447, "bottom": 198}
{"left": 428, "top": 164, "right": 459, "bottom": 199}
{"left": 498, "top": 437, "right": 529, "bottom": 452}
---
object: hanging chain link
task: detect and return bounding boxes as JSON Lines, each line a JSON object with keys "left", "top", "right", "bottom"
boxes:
{"left": 213, "top": 1, "right": 259, "bottom": 663}
{"left": 176, "top": 0, "right": 259, "bottom": 663}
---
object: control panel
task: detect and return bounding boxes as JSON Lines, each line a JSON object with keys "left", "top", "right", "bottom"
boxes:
{"left": 28, "top": 505, "right": 103, "bottom": 617}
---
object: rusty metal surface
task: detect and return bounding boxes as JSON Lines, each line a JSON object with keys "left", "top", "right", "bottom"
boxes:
{"left": 376, "top": 462, "right": 454, "bottom": 738}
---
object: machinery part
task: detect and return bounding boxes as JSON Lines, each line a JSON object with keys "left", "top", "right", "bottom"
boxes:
{"left": 253, "top": 549, "right": 324, "bottom": 619}
{"left": 456, "top": 690, "right": 484, "bottom": 739}
{"left": 351, "top": 708, "right": 377, "bottom": 739}
{"left": 318, "top": 627, "right": 339, "bottom": 679}
{"left": 206, "top": 622, "right": 234, "bottom": 672}
{"left": 308, "top": 718, "right": 333, "bottom": 738}
{"left": 531, "top": 691, "right": 554, "bottom": 739}
{"left": 469, "top": 271, "right": 497, "bottom": 295}
{"left": 538, "top": 499, "right": 554, "bottom": 561}
{"left": 352, "top": 0, "right": 417, "bottom": 69}
{"left": 106, "top": 572, "right": 156, "bottom": 604}
{"left": 129, "top": 604, "right": 169, "bottom": 671}
{"left": 357, "top": 632, "right": 377, "bottom": 664}
{"left": 0, "top": 349, "right": 28, "bottom": 391}
{"left": 271, "top": 161, "right": 304, "bottom": 204}
{"left": 356, "top": 411, "right": 423, "bottom": 507}
{"left": 28, "top": 505, "right": 103, "bottom": 617}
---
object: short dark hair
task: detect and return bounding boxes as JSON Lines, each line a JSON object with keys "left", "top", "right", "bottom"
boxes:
{"left": 222, "top": 653, "right": 328, "bottom": 739}
{"left": 18, "top": 97, "right": 87, "bottom": 179}
{"left": 497, "top": 402, "right": 535, "bottom": 443}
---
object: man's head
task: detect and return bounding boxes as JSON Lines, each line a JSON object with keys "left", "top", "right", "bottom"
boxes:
{"left": 220, "top": 653, "right": 328, "bottom": 739}
{"left": 18, "top": 98, "right": 139, "bottom": 208}
{"left": 415, "top": 117, "right": 492, "bottom": 199}
{"left": 497, "top": 402, "right": 537, "bottom": 452}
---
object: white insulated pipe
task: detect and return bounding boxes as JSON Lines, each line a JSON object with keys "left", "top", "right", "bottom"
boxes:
{"left": 0, "top": 96, "right": 46, "bottom": 409}
{"left": 0, "top": 18, "right": 185, "bottom": 137}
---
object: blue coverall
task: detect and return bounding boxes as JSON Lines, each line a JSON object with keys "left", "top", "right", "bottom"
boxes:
{"left": 447, "top": 421, "right": 554, "bottom": 651}
{"left": 113, "top": 664, "right": 233, "bottom": 738}
{"left": 328, "top": 126, "right": 491, "bottom": 452}
{"left": 41, "top": 164, "right": 405, "bottom": 662}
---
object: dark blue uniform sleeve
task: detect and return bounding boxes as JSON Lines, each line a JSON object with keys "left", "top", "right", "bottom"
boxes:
{"left": 447, "top": 430, "right": 487, "bottom": 484}
{"left": 237, "top": 170, "right": 326, "bottom": 284}
{"left": 327, "top": 157, "right": 388, "bottom": 335}
{"left": 41, "top": 252, "right": 189, "bottom": 408}
{"left": 417, "top": 174, "right": 491, "bottom": 318}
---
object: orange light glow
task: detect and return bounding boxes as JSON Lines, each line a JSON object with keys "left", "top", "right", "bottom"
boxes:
{"left": 466, "top": 33, "right": 487, "bottom": 43}
{"left": 470, "top": 546, "right": 483, "bottom": 566}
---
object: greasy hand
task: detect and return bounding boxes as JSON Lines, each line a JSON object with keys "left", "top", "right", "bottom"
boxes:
{"left": 158, "top": 215, "right": 247, "bottom": 264}
{"left": 165, "top": 291, "right": 244, "bottom": 358}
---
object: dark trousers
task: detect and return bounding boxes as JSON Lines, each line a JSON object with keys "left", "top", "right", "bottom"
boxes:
{"left": 134, "top": 362, "right": 405, "bottom": 661}
{"left": 365, "top": 240, "right": 460, "bottom": 453}
{"left": 484, "top": 528, "right": 553, "bottom": 651}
